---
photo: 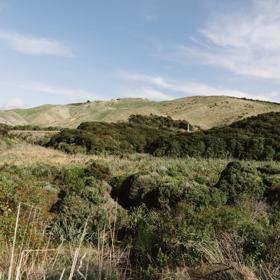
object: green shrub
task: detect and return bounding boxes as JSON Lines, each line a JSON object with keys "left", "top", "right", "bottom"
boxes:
{"left": 214, "top": 161, "right": 266, "bottom": 204}
{"left": 48, "top": 112, "right": 280, "bottom": 161}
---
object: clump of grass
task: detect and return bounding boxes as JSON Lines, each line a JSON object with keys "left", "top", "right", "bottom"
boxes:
{"left": 4, "top": 202, "right": 131, "bottom": 280}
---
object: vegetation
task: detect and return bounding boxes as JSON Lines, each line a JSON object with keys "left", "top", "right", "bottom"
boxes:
{"left": 1, "top": 95, "right": 280, "bottom": 129}
{"left": 11, "top": 124, "right": 61, "bottom": 131}
{"left": 128, "top": 114, "right": 193, "bottom": 130}
{"left": 47, "top": 120, "right": 174, "bottom": 154}
{"left": 149, "top": 112, "right": 280, "bottom": 160}
{"left": 0, "top": 123, "right": 10, "bottom": 136}
{"left": 0, "top": 137, "right": 279, "bottom": 278}
{"left": 0, "top": 109, "right": 280, "bottom": 279}
{"left": 48, "top": 112, "right": 280, "bottom": 161}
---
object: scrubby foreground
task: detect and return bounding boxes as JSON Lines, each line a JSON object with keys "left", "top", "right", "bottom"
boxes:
{"left": 0, "top": 139, "right": 279, "bottom": 279}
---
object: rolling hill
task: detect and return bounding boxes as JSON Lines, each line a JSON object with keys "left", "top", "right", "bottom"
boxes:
{"left": 0, "top": 95, "right": 280, "bottom": 129}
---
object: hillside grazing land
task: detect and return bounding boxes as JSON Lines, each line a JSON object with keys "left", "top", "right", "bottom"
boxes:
{"left": 1, "top": 96, "right": 280, "bottom": 129}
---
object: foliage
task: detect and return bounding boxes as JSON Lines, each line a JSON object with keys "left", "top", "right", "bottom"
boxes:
{"left": 11, "top": 125, "right": 61, "bottom": 131}
{"left": 48, "top": 112, "right": 280, "bottom": 162}
{"left": 1, "top": 145, "right": 280, "bottom": 278}
{"left": 47, "top": 120, "right": 174, "bottom": 155}
{"left": 128, "top": 114, "right": 193, "bottom": 130}
{"left": 0, "top": 123, "right": 10, "bottom": 136}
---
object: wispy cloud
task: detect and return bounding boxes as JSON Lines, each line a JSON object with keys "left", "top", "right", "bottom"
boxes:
{"left": 0, "top": 31, "right": 73, "bottom": 56}
{"left": 120, "top": 71, "right": 269, "bottom": 100}
{"left": 179, "top": 0, "right": 280, "bottom": 80}
{"left": 121, "top": 87, "right": 174, "bottom": 101}
{"left": 20, "top": 82, "right": 97, "bottom": 99}
{"left": 0, "top": 97, "right": 25, "bottom": 109}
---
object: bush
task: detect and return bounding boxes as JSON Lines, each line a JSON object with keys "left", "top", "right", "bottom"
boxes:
{"left": 214, "top": 161, "right": 266, "bottom": 204}
{"left": 48, "top": 112, "right": 280, "bottom": 161}
{"left": 0, "top": 123, "right": 10, "bottom": 136}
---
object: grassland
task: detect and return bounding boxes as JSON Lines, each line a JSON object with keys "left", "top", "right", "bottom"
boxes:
{"left": 1, "top": 96, "right": 280, "bottom": 129}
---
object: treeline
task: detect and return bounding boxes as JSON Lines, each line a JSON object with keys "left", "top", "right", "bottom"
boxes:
{"left": 11, "top": 125, "right": 61, "bottom": 131}
{"left": 47, "top": 121, "right": 174, "bottom": 154}
{"left": 47, "top": 112, "right": 280, "bottom": 161}
{"left": 149, "top": 112, "right": 280, "bottom": 160}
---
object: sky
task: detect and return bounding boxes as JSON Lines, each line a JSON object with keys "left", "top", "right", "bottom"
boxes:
{"left": 0, "top": 0, "right": 280, "bottom": 108}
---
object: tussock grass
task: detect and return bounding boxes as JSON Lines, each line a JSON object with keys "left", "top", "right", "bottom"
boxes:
{"left": 2, "top": 202, "right": 130, "bottom": 280}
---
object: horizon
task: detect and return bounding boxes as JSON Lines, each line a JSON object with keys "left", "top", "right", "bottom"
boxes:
{"left": 1, "top": 94, "right": 279, "bottom": 111}
{"left": 1, "top": 0, "right": 280, "bottom": 108}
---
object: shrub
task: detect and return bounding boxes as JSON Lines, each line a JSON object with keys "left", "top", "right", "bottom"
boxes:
{"left": 48, "top": 112, "right": 280, "bottom": 161}
{"left": 214, "top": 161, "right": 266, "bottom": 204}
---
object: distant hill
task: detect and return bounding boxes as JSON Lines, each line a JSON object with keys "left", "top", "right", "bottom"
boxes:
{"left": 0, "top": 96, "right": 280, "bottom": 129}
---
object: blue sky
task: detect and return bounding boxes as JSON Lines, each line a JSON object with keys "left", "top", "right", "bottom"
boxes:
{"left": 0, "top": 0, "right": 280, "bottom": 108}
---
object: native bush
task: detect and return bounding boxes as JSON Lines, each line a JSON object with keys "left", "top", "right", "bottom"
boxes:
{"left": 48, "top": 112, "right": 280, "bottom": 162}
{"left": 214, "top": 161, "right": 266, "bottom": 205}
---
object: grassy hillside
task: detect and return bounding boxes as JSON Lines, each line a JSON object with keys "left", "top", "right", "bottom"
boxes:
{"left": 1, "top": 96, "right": 280, "bottom": 129}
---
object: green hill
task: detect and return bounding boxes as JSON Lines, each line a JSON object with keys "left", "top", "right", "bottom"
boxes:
{"left": 1, "top": 96, "right": 280, "bottom": 129}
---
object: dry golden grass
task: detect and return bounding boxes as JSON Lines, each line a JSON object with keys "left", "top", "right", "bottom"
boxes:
{"left": 0, "top": 142, "right": 229, "bottom": 187}
{"left": 0, "top": 143, "right": 101, "bottom": 167}
{"left": 1, "top": 202, "right": 130, "bottom": 280}
{"left": 1, "top": 96, "right": 280, "bottom": 129}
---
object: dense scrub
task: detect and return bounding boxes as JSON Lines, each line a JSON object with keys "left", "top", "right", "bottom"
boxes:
{"left": 0, "top": 123, "right": 10, "bottom": 136}
{"left": 148, "top": 112, "right": 280, "bottom": 160}
{"left": 48, "top": 112, "right": 280, "bottom": 161}
{"left": 47, "top": 120, "right": 174, "bottom": 154}
{"left": 0, "top": 157, "right": 280, "bottom": 279}
{"left": 110, "top": 161, "right": 280, "bottom": 275}
{"left": 128, "top": 114, "right": 193, "bottom": 130}
{"left": 11, "top": 124, "right": 61, "bottom": 131}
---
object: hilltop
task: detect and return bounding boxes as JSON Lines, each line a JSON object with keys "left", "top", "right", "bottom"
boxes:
{"left": 0, "top": 95, "right": 280, "bottom": 129}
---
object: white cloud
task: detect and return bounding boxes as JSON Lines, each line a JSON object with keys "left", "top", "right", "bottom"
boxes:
{"left": 0, "top": 97, "right": 25, "bottom": 109}
{"left": 0, "top": 31, "right": 73, "bottom": 56}
{"left": 121, "top": 87, "right": 174, "bottom": 101}
{"left": 180, "top": 0, "right": 280, "bottom": 80}
{"left": 20, "top": 82, "right": 97, "bottom": 99}
{"left": 120, "top": 71, "right": 269, "bottom": 101}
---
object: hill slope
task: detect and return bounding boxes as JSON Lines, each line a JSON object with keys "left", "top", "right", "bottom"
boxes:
{"left": 0, "top": 96, "right": 280, "bottom": 129}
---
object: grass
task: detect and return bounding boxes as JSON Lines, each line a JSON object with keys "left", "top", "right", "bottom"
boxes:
{"left": 0, "top": 142, "right": 228, "bottom": 179}
{"left": 1, "top": 96, "right": 280, "bottom": 129}
{"left": 2, "top": 202, "right": 131, "bottom": 280}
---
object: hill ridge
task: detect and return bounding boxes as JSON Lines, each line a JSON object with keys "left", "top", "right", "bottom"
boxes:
{"left": 1, "top": 95, "right": 280, "bottom": 129}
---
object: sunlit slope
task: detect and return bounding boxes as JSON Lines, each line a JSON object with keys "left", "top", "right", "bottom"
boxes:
{"left": 0, "top": 96, "right": 280, "bottom": 129}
